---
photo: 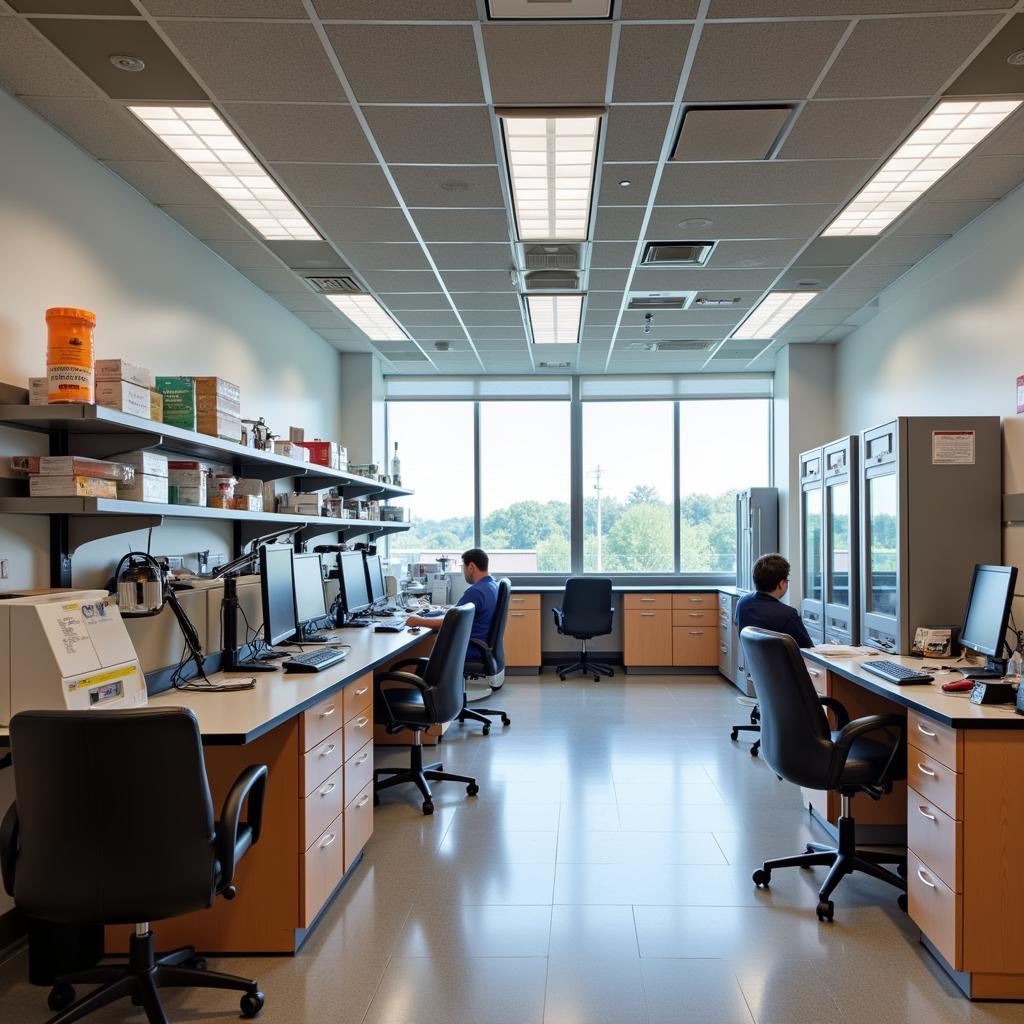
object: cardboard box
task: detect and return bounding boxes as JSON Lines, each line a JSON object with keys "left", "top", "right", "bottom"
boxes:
{"left": 150, "top": 390, "right": 163, "bottom": 423}
{"left": 233, "top": 478, "right": 264, "bottom": 497}
{"left": 197, "top": 411, "right": 242, "bottom": 442}
{"left": 207, "top": 495, "right": 232, "bottom": 510}
{"left": 297, "top": 440, "right": 346, "bottom": 471}
{"left": 168, "top": 484, "right": 206, "bottom": 506}
{"left": 29, "top": 476, "right": 118, "bottom": 499}
{"left": 167, "top": 469, "right": 206, "bottom": 488}
{"left": 231, "top": 494, "right": 263, "bottom": 513}
{"left": 155, "top": 377, "right": 196, "bottom": 431}
{"left": 110, "top": 450, "right": 168, "bottom": 478}
{"left": 279, "top": 492, "right": 320, "bottom": 516}
{"left": 96, "top": 380, "right": 151, "bottom": 420}
{"left": 117, "top": 473, "right": 169, "bottom": 504}
{"left": 29, "top": 378, "right": 47, "bottom": 406}
{"left": 273, "top": 441, "right": 310, "bottom": 462}
{"left": 289, "top": 426, "right": 305, "bottom": 443}
{"left": 194, "top": 377, "right": 241, "bottom": 406}
{"left": 95, "top": 359, "right": 155, "bottom": 390}
{"left": 196, "top": 393, "right": 241, "bottom": 416}
{"left": 14, "top": 456, "right": 133, "bottom": 482}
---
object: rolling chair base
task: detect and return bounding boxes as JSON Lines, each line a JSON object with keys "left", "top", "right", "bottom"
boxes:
{"left": 752, "top": 797, "right": 906, "bottom": 922}
{"left": 730, "top": 703, "right": 761, "bottom": 756}
{"left": 45, "top": 928, "right": 262, "bottom": 1024}
{"left": 458, "top": 694, "right": 510, "bottom": 735}
{"left": 374, "top": 733, "right": 479, "bottom": 815}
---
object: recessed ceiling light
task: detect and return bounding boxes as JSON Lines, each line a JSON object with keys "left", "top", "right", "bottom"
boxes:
{"left": 128, "top": 105, "right": 320, "bottom": 241}
{"left": 110, "top": 54, "right": 146, "bottom": 72}
{"left": 618, "top": 179, "right": 632, "bottom": 187}
{"left": 796, "top": 278, "right": 821, "bottom": 287}
{"left": 732, "top": 291, "right": 817, "bottom": 339}
{"left": 1007, "top": 49, "right": 1024, "bottom": 66}
{"left": 488, "top": 0, "right": 611, "bottom": 18}
{"left": 823, "top": 99, "right": 1021, "bottom": 237}
{"left": 525, "top": 294, "right": 583, "bottom": 344}
{"left": 678, "top": 217, "right": 713, "bottom": 229}
{"left": 326, "top": 294, "right": 408, "bottom": 341}
{"left": 499, "top": 109, "right": 602, "bottom": 241}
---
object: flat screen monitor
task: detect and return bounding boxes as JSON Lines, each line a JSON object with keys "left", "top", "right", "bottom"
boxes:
{"left": 365, "top": 554, "right": 385, "bottom": 605}
{"left": 338, "top": 550, "right": 371, "bottom": 617}
{"left": 960, "top": 564, "right": 1017, "bottom": 658}
{"left": 293, "top": 552, "right": 327, "bottom": 625}
{"left": 260, "top": 544, "right": 297, "bottom": 647}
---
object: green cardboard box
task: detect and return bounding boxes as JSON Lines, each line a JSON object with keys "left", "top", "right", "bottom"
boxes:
{"left": 155, "top": 377, "right": 196, "bottom": 431}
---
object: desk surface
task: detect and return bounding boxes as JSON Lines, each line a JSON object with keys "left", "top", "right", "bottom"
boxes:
{"left": 803, "top": 649, "right": 1024, "bottom": 729}
{"left": 513, "top": 584, "right": 742, "bottom": 595}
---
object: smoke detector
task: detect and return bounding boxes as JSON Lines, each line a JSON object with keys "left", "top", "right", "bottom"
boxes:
{"left": 109, "top": 54, "right": 146, "bottom": 72}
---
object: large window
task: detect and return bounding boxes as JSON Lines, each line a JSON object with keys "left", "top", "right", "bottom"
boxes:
{"left": 480, "top": 401, "right": 571, "bottom": 573}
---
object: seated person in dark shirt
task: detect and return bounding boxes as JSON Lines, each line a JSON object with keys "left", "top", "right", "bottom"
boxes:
{"left": 736, "top": 553, "right": 813, "bottom": 649}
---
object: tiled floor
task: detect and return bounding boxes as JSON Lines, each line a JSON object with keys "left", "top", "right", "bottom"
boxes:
{"left": 3, "top": 674, "right": 1024, "bottom": 1023}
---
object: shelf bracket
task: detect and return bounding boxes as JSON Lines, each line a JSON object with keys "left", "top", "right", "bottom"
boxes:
{"left": 237, "top": 517, "right": 306, "bottom": 550}
{"left": 239, "top": 462, "right": 307, "bottom": 484}
{"left": 68, "top": 514, "right": 164, "bottom": 554}
{"left": 65, "top": 430, "right": 163, "bottom": 460}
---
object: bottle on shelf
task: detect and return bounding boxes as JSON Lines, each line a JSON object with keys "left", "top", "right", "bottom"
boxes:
{"left": 391, "top": 442, "right": 401, "bottom": 486}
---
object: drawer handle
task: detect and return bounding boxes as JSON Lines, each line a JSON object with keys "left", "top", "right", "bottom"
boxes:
{"left": 319, "top": 743, "right": 336, "bottom": 758}
{"left": 354, "top": 751, "right": 370, "bottom": 765}
{"left": 807, "top": 668, "right": 820, "bottom": 678}
{"left": 688, "top": 631, "right": 703, "bottom": 636}
{"left": 319, "top": 705, "right": 337, "bottom": 719}
{"left": 355, "top": 716, "right": 369, "bottom": 728}
{"left": 320, "top": 832, "right": 337, "bottom": 849}
{"left": 510, "top": 612, "right": 525, "bottom": 618}
{"left": 688, "top": 612, "right": 703, "bottom": 618}
{"left": 688, "top": 598, "right": 702, "bottom": 603}
{"left": 916, "top": 867, "right": 936, "bottom": 889}
{"left": 320, "top": 782, "right": 337, "bottom": 797}
{"left": 917, "top": 805, "right": 937, "bottom": 821}
{"left": 354, "top": 686, "right": 369, "bottom": 697}
{"left": 356, "top": 794, "right": 371, "bottom": 809}
{"left": 916, "top": 762, "right": 937, "bottom": 778}
{"left": 720, "top": 645, "right": 727, "bottom": 654}
{"left": 916, "top": 723, "right": 937, "bottom": 739}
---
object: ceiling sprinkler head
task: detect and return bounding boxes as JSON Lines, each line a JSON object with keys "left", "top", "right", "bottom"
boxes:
{"left": 643, "top": 312, "right": 654, "bottom": 334}
{"left": 109, "top": 54, "right": 146, "bottom": 72}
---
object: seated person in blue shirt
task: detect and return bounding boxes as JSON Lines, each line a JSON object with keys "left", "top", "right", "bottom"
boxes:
{"left": 406, "top": 548, "right": 497, "bottom": 653}
{"left": 736, "top": 553, "right": 813, "bottom": 649}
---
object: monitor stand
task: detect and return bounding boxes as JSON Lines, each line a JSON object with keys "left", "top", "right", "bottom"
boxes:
{"left": 221, "top": 577, "right": 277, "bottom": 672}
{"left": 961, "top": 655, "right": 1009, "bottom": 680}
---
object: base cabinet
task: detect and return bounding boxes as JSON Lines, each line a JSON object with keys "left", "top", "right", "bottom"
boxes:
{"left": 623, "top": 592, "right": 719, "bottom": 669}
{"left": 506, "top": 593, "right": 541, "bottom": 667}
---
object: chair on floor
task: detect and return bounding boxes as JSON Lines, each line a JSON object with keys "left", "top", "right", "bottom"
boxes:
{"left": 553, "top": 577, "right": 615, "bottom": 681}
{"left": 374, "top": 604, "right": 480, "bottom": 815}
{"left": 740, "top": 626, "right": 907, "bottom": 923}
{"left": 0, "top": 707, "right": 268, "bottom": 1024}
{"left": 730, "top": 696, "right": 761, "bottom": 756}
{"left": 460, "top": 576, "right": 512, "bottom": 735}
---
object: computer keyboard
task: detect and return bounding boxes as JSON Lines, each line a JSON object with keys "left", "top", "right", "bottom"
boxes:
{"left": 373, "top": 619, "right": 407, "bottom": 633}
{"left": 282, "top": 647, "right": 349, "bottom": 673}
{"left": 419, "top": 608, "right": 445, "bottom": 618}
{"left": 859, "top": 659, "right": 934, "bottom": 685}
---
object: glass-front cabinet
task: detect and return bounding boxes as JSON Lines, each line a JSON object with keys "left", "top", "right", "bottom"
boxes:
{"left": 798, "top": 449, "right": 824, "bottom": 644}
{"left": 860, "top": 421, "right": 901, "bottom": 651}
{"left": 822, "top": 436, "right": 858, "bottom": 645}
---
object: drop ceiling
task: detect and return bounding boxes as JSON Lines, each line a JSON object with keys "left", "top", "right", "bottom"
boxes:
{"left": 1, "top": 0, "right": 1024, "bottom": 376}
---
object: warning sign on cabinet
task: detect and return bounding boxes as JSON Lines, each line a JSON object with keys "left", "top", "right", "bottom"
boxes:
{"left": 932, "top": 430, "right": 975, "bottom": 465}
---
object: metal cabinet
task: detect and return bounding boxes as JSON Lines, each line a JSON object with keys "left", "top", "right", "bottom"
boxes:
{"left": 799, "top": 450, "right": 824, "bottom": 644}
{"left": 736, "top": 488, "right": 779, "bottom": 594}
{"left": 822, "top": 436, "right": 859, "bottom": 645}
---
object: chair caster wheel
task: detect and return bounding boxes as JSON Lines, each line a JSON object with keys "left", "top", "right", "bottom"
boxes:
{"left": 898, "top": 892, "right": 908, "bottom": 913}
{"left": 502, "top": 716, "right": 510, "bottom": 726}
{"left": 730, "top": 729, "right": 738, "bottom": 741}
{"left": 593, "top": 675, "right": 600, "bottom": 682}
{"left": 897, "top": 861, "right": 907, "bottom": 879}
{"left": 816, "top": 899, "right": 835, "bottom": 922}
{"left": 240, "top": 990, "right": 265, "bottom": 1018}
{"left": 750, "top": 745, "right": 759, "bottom": 757}
{"left": 752, "top": 868, "right": 771, "bottom": 887}
{"left": 186, "top": 956, "right": 207, "bottom": 971}
{"left": 422, "top": 800, "right": 434, "bottom": 815}
{"left": 48, "top": 984, "right": 75, "bottom": 1012}
{"left": 482, "top": 724, "right": 491, "bottom": 735}
{"left": 467, "top": 783, "right": 479, "bottom": 796}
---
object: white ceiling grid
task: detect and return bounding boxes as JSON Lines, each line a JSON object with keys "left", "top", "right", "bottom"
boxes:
{"left": 0, "top": 0, "right": 1021, "bottom": 375}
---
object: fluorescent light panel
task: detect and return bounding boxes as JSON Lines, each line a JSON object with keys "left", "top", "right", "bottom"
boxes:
{"left": 526, "top": 294, "right": 583, "bottom": 344}
{"left": 732, "top": 291, "right": 816, "bottom": 339}
{"left": 501, "top": 113, "right": 600, "bottom": 241}
{"left": 824, "top": 100, "right": 1021, "bottom": 237}
{"left": 128, "top": 105, "right": 319, "bottom": 241}
{"left": 327, "top": 294, "right": 408, "bottom": 341}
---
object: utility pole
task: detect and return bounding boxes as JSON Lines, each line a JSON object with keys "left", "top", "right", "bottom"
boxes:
{"left": 592, "top": 464, "right": 603, "bottom": 571}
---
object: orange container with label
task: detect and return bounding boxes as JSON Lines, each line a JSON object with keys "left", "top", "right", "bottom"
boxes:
{"left": 46, "top": 307, "right": 96, "bottom": 404}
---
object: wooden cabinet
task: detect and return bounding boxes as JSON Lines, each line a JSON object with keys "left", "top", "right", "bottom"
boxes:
{"left": 624, "top": 592, "right": 719, "bottom": 669}
{"left": 301, "top": 814, "right": 344, "bottom": 928}
{"left": 624, "top": 607, "right": 673, "bottom": 665}
{"left": 672, "top": 626, "right": 717, "bottom": 666}
{"left": 506, "top": 609, "right": 541, "bottom": 667}
{"left": 672, "top": 592, "right": 718, "bottom": 611}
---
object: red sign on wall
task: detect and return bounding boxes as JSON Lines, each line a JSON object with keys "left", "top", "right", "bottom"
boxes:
{"left": 1018, "top": 374, "right": 1024, "bottom": 415}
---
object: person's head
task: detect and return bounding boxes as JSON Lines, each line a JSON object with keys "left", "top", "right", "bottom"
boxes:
{"left": 461, "top": 548, "right": 489, "bottom": 583}
{"left": 753, "top": 553, "right": 791, "bottom": 597}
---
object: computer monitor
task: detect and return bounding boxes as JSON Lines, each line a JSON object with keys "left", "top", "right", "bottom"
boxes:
{"left": 365, "top": 554, "right": 386, "bottom": 605}
{"left": 293, "top": 552, "right": 328, "bottom": 625}
{"left": 960, "top": 563, "right": 1018, "bottom": 677}
{"left": 338, "top": 550, "right": 372, "bottom": 621}
{"left": 259, "top": 543, "right": 297, "bottom": 648}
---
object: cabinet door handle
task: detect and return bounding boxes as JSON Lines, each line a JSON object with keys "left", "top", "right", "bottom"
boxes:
{"left": 319, "top": 743, "right": 336, "bottom": 758}
{"left": 354, "top": 686, "right": 369, "bottom": 698}
{"left": 688, "top": 612, "right": 703, "bottom": 618}
{"left": 807, "top": 668, "right": 820, "bottom": 678}
{"left": 916, "top": 762, "right": 937, "bottom": 778}
{"left": 354, "top": 751, "right": 370, "bottom": 765}
{"left": 720, "top": 645, "right": 728, "bottom": 654}
{"left": 356, "top": 794, "right": 371, "bottom": 809}
{"left": 917, "top": 805, "right": 937, "bottom": 821}
{"left": 640, "top": 612, "right": 656, "bottom": 617}
{"left": 688, "top": 631, "right": 704, "bottom": 636}
{"left": 510, "top": 612, "right": 525, "bottom": 618}
{"left": 916, "top": 723, "right": 937, "bottom": 738}
{"left": 916, "top": 867, "right": 936, "bottom": 888}
{"left": 320, "top": 782, "right": 337, "bottom": 797}
{"left": 319, "top": 832, "right": 337, "bottom": 849}
{"left": 355, "top": 716, "right": 369, "bottom": 729}
{"left": 319, "top": 705, "right": 337, "bottom": 719}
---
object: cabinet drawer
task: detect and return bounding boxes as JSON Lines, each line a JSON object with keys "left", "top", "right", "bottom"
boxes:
{"left": 344, "top": 781, "right": 374, "bottom": 874}
{"left": 343, "top": 672, "right": 373, "bottom": 723}
{"left": 802, "top": 657, "right": 827, "bottom": 696}
{"left": 300, "top": 728, "right": 343, "bottom": 797}
{"left": 345, "top": 740, "right": 374, "bottom": 806}
{"left": 624, "top": 593, "right": 672, "bottom": 610}
{"left": 908, "top": 850, "right": 962, "bottom": 970}
{"left": 624, "top": 609, "right": 673, "bottom": 665}
{"left": 908, "top": 711, "right": 961, "bottom": 772}
{"left": 505, "top": 608, "right": 541, "bottom": 667}
{"left": 908, "top": 744, "right": 962, "bottom": 819}
{"left": 344, "top": 707, "right": 373, "bottom": 759}
{"left": 673, "top": 626, "right": 718, "bottom": 666}
{"left": 508, "top": 592, "right": 541, "bottom": 610}
{"left": 673, "top": 609, "right": 718, "bottom": 627}
{"left": 908, "top": 788, "right": 962, "bottom": 892}
{"left": 672, "top": 592, "right": 718, "bottom": 611}
{"left": 300, "top": 690, "right": 343, "bottom": 752}
{"left": 300, "top": 813, "right": 344, "bottom": 927}
{"left": 301, "top": 767, "right": 344, "bottom": 852}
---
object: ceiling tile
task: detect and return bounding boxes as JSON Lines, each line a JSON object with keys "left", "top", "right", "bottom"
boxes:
{"left": 264, "top": 239, "right": 343, "bottom": 270}
{"left": 599, "top": 163, "right": 657, "bottom": 204}
{"left": 816, "top": 15, "right": 1001, "bottom": 99}
{"left": 459, "top": 309, "right": 524, "bottom": 326}
{"left": 315, "top": 0, "right": 478, "bottom": 15}
{"left": 646, "top": 203, "right": 834, "bottom": 239}
{"left": 619, "top": 1, "right": 700, "bottom": 17}
{"left": 482, "top": 24, "right": 611, "bottom": 105}
{"left": 364, "top": 106, "right": 496, "bottom": 165}
{"left": 224, "top": 103, "right": 374, "bottom": 163}
{"left": 401, "top": 310, "right": 463, "bottom": 327}
{"left": 616, "top": 325, "right": 732, "bottom": 341}
{"left": 160, "top": 21, "right": 345, "bottom": 102}
{"left": 310, "top": 206, "right": 415, "bottom": 243}
{"left": 591, "top": 242, "right": 638, "bottom": 268}
{"left": 620, "top": 308, "right": 740, "bottom": 326}
{"left": 451, "top": 292, "right": 521, "bottom": 310}
{"left": 614, "top": 24, "right": 692, "bottom": 102}
{"left": 325, "top": 24, "right": 482, "bottom": 103}
{"left": 146, "top": 0, "right": 306, "bottom": 13}
{"left": 392, "top": 166, "right": 505, "bottom": 207}
{"left": 604, "top": 105, "right": 673, "bottom": 163}
{"left": 159, "top": 205, "right": 250, "bottom": 241}
{"left": 773, "top": 265, "right": 849, "bottom": 289}
{"left": 378, "top": 292, "right": 451, "bottom": 310}
{"left": 270, "top": 163, "right": 396, "bottom": 207}
{"left": 102, "top": 159, "right": 215, "bottom": 204}
{"left": 205, "top": 239, "right": 282, "bottom": 269}
{"left": 428, "top": 243, "right": 514, "bottom": 271}
{"left": 925, "top": 155, "right": 1024, "bottom": 202}
{"left": 464, "top": 326, "right": 527, "bottom": 341}
{"left": 795, "top": 236, "right": 878, "bottom": 266}
{"left": 705, "top": 238, "right": 805, "bottom": 269}
{"left": 711, "top": 0, "right": 1008, "bottom": 12}
{"left": 585, "top": 291, "right": 625, "bottom": 309}
{"left": 685, "top": 21, "right": 847, "bottom": 102}
{"left": 412, "top": 208, "right": 511, "bottom": 243}
{"left": 339, "top": 242, "right": 431, "bottom": 271}
{"left": 441, "top": 270, "right": 516, "bottom": 291}
{"left": 812, "top": 287, "right": 885, "bottom": 309}
{"left": 947, "top": 13, "right": 1024, "bottom": 96}
{"left": 656, "top": 160, "right": 875, "bottom": 206}
{"left": 893, "top": 199, "right": 993, "bottom": 236}
{"left": 632, "top": 267, "right": 777, "bottom": 291}
{"left": 778, "top": 98, "right": 926, "bottom": 160}
{"left": 240, "top": 267, "right": 311, "bottom": 293}
{"left": 835, "top": 265, "right": 912, "bottom": 292}
{"left": 787, "top": 308, "right": 849, "bottom": 327}
{"left": 673, "top": 106, "right": 791, "bottom": 161}
{"left": 593, "top": 206, "right": 647, "bottom": 240}
{"left": 581, "top": 327, "right": 615, "bottom": 341}
{"left": 20, "top": 97, "right": 167, "bottom": 160}
{"left": 583, "top": 308, "right": 621, "bottom": 325}
{"left": 9, "top": 0, "right": 135, "bottom": 11}
{"left": 857, "top": 235, "right": 948, "bottom": 266}
{"left": 0, "top": 16, "right": 105, "bottom": 97}
{"left": 977, "top": 107, "right": 1024, "bottom": 157}
{"left": 589, "top": 269, "right": 630, "bottom": 290}
{"left": 409, "top": 327, "right": 469, "bottom": 342}
{"left": 362, "top": 270, "right": 442, "bottom": 292}
{"left": 295, "top": 311, "right": 347, "bottom": 329}
{"left": 269, "top": 291, "right": 330, "bottom": 313}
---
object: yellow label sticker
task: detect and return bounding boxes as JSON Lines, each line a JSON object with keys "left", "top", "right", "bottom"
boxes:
{"left": 66, "top": 664, "right": 136, "bottom": 692}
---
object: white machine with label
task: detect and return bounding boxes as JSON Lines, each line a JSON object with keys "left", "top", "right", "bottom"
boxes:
{"left": 0, "top": 590, "right": 148, "bottom": 726}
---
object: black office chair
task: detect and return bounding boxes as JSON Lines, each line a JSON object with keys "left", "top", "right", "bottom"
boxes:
{"left": 374, "top": 604, "right": 480, "bottom": 815}
{"left": 740, "top": 627, "right": 907, "bottom": 922}
{"left": 0, "top": 708, "right": 268, "bottom": 1024}
{"left": 730, "top": 697, "right": 761, "bottom": 757}
{"left": 460, "top": 576, "right": 512, "bottom": 735}
{"left": 553, "top": 577, "right": 615, "bottom": 681}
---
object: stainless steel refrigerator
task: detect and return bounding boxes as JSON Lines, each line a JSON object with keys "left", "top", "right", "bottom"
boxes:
{"left": 736, "top": 487, "right": 779, "bottom": 593}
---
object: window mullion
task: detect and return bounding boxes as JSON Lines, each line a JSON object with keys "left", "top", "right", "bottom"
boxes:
{"left": 673, "top": 400, "right": 681, "bottom": 575}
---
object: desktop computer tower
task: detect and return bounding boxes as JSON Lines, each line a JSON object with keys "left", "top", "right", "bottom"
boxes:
{"left": 736, "top": 487, "right": 779, "bottom": 593}
{"left": 859, "top": 416, "right": 1001, "bottom": 654}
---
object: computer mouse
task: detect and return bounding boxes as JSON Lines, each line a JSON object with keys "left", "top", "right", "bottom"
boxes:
{"left": 408, "top": 626, "right": 422, "bottom": 634}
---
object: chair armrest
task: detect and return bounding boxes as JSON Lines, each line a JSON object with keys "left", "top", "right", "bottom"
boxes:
{"left": 376, "top": 671, "right": 429, "bottom": 693}
{"left": 819, "top": 696, "right": 850, "bottom": 729}
{"left": 389, "top": 657, "right": 429, "bottom": 674}
{"left": 217, "top": 764, "right": 268, "bottom": 891}
{"left": 0, "top": 802, "right": 17, "bottom": 897}
{"left": 465, "top": 638, "right": 495, "bottom": 677}
{"left": 552, "top": 607, "right": 563, "bottom": 632}
{"left": 833, "top": 713, "right": 906, "bottom": 786}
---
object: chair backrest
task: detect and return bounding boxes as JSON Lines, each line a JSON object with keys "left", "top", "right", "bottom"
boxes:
{"left": 485, "top": 577, "right": 512, "bottom": 673}
{"left": 561, "top": 577, "right": 614, "bottom": 637}
{"left": 421, "top": 604, "right": 476, "bottom": 723}
{"left": 7, "top": 708, "right": 218, "bottom": 925}
{"left": 739, "top": 627, "right": 835, "bottom": 789}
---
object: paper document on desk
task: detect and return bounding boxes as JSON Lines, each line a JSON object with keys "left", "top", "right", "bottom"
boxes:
{"left": 810, "top": 645, "right": 875, "bottom": 658}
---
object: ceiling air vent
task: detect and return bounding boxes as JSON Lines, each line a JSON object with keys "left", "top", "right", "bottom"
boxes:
{"left": 626, "top": 291, "right": 695, "bottom": 311}
{"left": 692, "top": 295, "right": 740, "bottom": 307}
{"left": 654, "top": 340, "right": 714, "bottom": 352}
{"left": 522, "top": 244, "right": 581, "bottom": 270}
{"left": 522, "top": 270, "right": 580, "bottom": 291}
{"left": 301, "top": 274, "right": 360, "bottom": 295}
{"left": 641, "top": 241, "right": 715, "bottom": 266}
